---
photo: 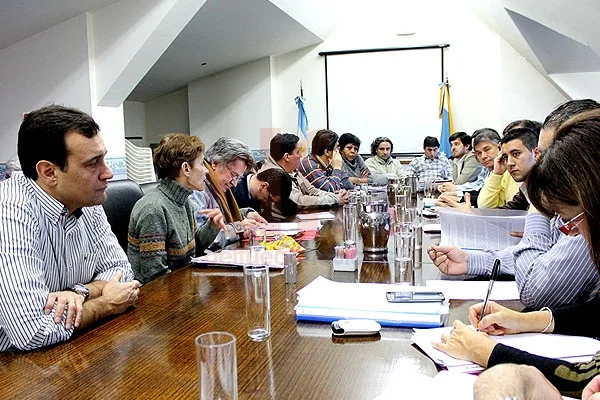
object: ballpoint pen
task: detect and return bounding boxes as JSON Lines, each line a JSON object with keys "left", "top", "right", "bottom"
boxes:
{"left": 478, "top": 259, "right": 501, "bottom": 330}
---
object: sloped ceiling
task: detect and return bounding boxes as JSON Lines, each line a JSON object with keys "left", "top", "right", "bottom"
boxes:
{"left": 468, "top": 0, "right": 600, "bottom": 99}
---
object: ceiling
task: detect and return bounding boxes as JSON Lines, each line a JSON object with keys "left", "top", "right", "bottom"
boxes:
{"left": 0, "top": 0, "right": 122, "bottom": 50}
{"left": 0, "top": 0, "right": 325, "bottom": 103}
{"left": 127, "top": 0, "right": 323, "bottom": 102}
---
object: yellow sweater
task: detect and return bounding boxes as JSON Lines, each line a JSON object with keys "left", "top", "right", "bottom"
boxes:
{"left": 477, "top": 170, "right": 521, "bottom": 208}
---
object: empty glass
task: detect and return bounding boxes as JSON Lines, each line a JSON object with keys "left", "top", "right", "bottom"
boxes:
{"left": 195, "top": 332, "right": 238, "bottom": 400}
{"left": 243, "top": 265, "right": 271, "bottom": 341}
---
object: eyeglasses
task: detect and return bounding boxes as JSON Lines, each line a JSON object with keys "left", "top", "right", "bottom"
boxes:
{"left": 225, "top": 164, "right": 242, "bottom": 184}
{"left": 554, "top": 212, "right": 585, "bottom": 235}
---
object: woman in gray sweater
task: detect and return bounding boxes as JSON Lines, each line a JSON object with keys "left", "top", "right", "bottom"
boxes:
{"left": 127, "top": 134, "right": 224, "bottom": 284}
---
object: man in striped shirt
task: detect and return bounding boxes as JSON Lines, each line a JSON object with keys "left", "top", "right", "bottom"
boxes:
{"left": 0, "top": 105, "right": 140, "bottom": 351}
{"left": 427, "top": 100, "right": 600, "bottom": 309}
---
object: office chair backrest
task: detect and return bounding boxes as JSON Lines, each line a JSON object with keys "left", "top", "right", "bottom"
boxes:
{"left": 102, "top": 179, "right": 144, "bottom": 251}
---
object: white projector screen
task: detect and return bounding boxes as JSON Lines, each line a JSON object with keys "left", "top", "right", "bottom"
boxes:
{"left": 325, "top": 48, "right": 444, "bottom": 154}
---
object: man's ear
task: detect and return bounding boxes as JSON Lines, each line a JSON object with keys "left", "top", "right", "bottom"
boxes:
{"left": 533, "top": 147, "right": 541, "bottom": 160}
{"left": 260, "top": 182, "right": 269, "bottom": 192}
{"left": 36, "top": 160, "right": 58, "bottom": 186}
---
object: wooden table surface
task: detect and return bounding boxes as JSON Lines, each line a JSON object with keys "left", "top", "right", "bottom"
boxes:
{"left": 0, "top": 208, "right": 520, "bottom": 400}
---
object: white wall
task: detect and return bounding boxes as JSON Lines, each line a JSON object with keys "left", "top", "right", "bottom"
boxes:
{"left": 188, "top": 57, "right": 273, "bottom": 149}
{"left": 123, "top": 101, "right": 147, "bottom": 146}
{"left": 145, "top": 88, "right": 190, "bottom": 145}
{"left": 0, "top": 14, "right": 92, "bottom": 161}
{"left": 272, "top": 0, "right": 566, "bottom": 147}
{"left": 500, "top": 40, "right": 568, "bottom": 126}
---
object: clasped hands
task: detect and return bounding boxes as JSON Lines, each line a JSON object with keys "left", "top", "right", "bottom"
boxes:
{"left": 44, "top": 271, "right": 140, "bottom": 330}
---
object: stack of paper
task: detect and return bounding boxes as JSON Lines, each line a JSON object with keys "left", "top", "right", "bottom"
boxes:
{"left": 412, "top": 326, "right": 600, "bottom": 373}
{"left": 296, "top": 276, "right": 449, "bottom": 328}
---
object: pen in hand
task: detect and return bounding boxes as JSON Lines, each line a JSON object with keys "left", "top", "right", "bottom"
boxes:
{"left": 478, "top": 259, "right": 501, "bottom": 331}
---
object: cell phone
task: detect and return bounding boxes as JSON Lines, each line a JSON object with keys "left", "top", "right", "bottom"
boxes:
{"left": 385, "top": 291, "right": 445, "bottom": 303}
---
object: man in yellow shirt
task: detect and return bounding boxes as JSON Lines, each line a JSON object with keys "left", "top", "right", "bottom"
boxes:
{"left": 474, "top": 128, "right": 521, "bottom": 208}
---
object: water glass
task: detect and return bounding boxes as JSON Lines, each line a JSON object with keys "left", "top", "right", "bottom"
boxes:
{"left": 423, "top": 178, "right": 434, "bottom": 198}
{"left": 343, "top": 204, "right": 357, "bottom": 246}
{"left": 243, "top": 265, "right": 271, "bottom": 341}
{"left": 195, "top": 332, "right": 238, "bottom": 400}
{"left": 394, "top": 224, "right": 415, "bottom": 285}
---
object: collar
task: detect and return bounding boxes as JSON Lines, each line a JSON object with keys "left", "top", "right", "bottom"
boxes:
{"left": 26, "top": 175, "right": 82, "bottom": 224}
{"left": 245, "top": 173, "right": 254, "bottom": 200}
{"left": 158, "top": 179, "right": 192, "bottom": 206}
{"left": 373, "top": 156, "right": 393, "bottom": 165}
{"left": 313, "top": 154, "right": 331, "bottom": 170}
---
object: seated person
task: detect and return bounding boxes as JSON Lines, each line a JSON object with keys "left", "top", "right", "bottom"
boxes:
{"left": 364, "top": 136, "right": 406, "bottom": 181}
{"left": 0, "top": 105, "right": 140, "bottom": 351}
{"left": 230, "top": 168, "right": 292, "bottom": 221}
{"left": 189, "top": 137, "right": 266, "bottom": 247}
{"left": 493, "top": 127, "right": 539, "bottom": 210}
{"left": 448, "top": 131, "right": 482, "bottom": 185}
{"left": 439, "top": 123, "right": 540, "bottom": 211}
{"left": 428, "top": 100, "right": 600, "bottom": 310}
{"left": 338, "top": 133, "right": 387, "bottom": 188}
{"left": 297, "top": 129, "right": 343, "bottom": 192}
{"left": 128, "top": 134, "right": 224, "bottom": 284}
{"left": 260, "top": 133, "right": 346, "bottom": 220}
{"left": 429, "top": 108, "right": 600, "bottom": 399}
{"left": 473, "top": 128, "right": 520, "bottom": 208}
{"left": 405, "top": 136, "right": 452, "bottom": 183}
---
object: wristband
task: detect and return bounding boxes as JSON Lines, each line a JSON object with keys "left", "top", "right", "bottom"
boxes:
{"left": 539, "top": 307, "right": 554, "bottom": 333}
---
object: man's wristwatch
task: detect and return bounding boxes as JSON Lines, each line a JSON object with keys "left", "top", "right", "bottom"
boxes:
{"left": 68, "top": 283, "right": 90, "bottom": 302}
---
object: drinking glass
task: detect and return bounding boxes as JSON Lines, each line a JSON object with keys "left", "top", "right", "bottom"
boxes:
{"left": 195, "top": 332, "right": 238, "bottom": 400}
{"left": 243, "top": 265, "right": 271, "bottom": 341}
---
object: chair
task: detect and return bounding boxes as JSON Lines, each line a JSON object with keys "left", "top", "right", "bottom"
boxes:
{"left": 102, "top": 179, "right": 144, "bottom": 251}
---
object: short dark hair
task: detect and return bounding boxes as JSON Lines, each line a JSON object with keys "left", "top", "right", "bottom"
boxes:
{"left": 472, "top": 128, "right": 501, "bottom": 147}
{"left": 153, "top": 134, "right": 205, "bottom": 180}
{"left": 542, "top": 99, "right": 600, "bottom": 130}
{"left": 503, "top": 120, "right": 541, "bottom": 136}
{"left": 370, "top": 137, "right": 393, "bottom": 155}
{"left": 423, "top": 136, "right": 440, "bottom": 148}
{"left": 448, "top": 131, "right": 472, "bottom": 149}
{"left": 18, "top": 105, "right": 100, "bottom": 180}
{"left": 500, "top": 128, "right": 538, "bottom": 151}
{"left": 270, "top": 133, "right": 300, "bottom": 161}
{"left": 311, "top": 129, "right": 338, "bottom": 156}
{"left": 256, "top": 168, "right": 292, "bottom": 199}
{"left": 338, "top": 133, "right": 361, "bottom": 150}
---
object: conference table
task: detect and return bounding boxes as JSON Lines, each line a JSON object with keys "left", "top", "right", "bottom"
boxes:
{"left": 0, "top": 206, "right": 521, "bottom": 399}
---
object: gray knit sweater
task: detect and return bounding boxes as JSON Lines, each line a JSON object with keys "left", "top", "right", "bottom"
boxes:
{"left": 127, "top": 179, "right": 220, "bottom": 283}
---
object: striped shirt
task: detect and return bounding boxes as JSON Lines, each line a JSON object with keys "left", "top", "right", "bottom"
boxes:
{"left": 0, "top": 173, "right": 133, "bottom": 351}
{"left": 467, "top": 212, "right": 600, "bottom": 309}
{"left": 297, "top": 154, "right": 343, "bottom": 192}
{"left": 406, "top": 155, "right": 452, "bottom": 182}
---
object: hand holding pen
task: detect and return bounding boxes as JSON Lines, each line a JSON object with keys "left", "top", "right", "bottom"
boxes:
{"left": 477, "top": 259, "right": 501, "bottom": 331}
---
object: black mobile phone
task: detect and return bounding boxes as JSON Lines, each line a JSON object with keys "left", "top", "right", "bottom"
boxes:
{"left": 385, "top": 291, "right": 445, "bottom": 303}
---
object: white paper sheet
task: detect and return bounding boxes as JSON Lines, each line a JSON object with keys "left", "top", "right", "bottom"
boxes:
{"left": 439, "top": 208, "right": 526, "bottom": 250}
{"left": 295, "top": 211, "right": 335, "bottom": 220}
{"left": 425, "top": 280, "right": 519, "bottom": 300}
{"left": 412, "top": 326, "right": 600, "bottom": 373}
{"left": 191, "top": 249, "right": 288, "bottom": 268}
